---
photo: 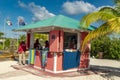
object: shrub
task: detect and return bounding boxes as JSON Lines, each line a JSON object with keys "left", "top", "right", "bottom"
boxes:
{"left": 91, "top": 36, "right": 120, "bottom": 60}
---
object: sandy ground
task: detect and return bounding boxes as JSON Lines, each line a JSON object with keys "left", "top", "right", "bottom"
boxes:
{"left": 0, "top": 58, "right": 119, "bottom": 80}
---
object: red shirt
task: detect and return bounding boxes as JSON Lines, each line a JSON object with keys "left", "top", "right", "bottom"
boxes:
{"left": 18, "top": 43, "right": 26, "bottom": 53}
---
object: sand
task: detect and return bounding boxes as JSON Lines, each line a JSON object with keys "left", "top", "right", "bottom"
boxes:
{"left": 0, "top": 58, "right": 119, "bottom": 80}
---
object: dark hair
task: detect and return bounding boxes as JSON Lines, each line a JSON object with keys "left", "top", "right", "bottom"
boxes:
{"left": 35, "top": 39, "right": 39, "bottom": 43}
{"left": 45, "top": 40, "right": 48, "bottom": 44}
{"left": 45, "top": 40, "right": 49, "bottom": 48}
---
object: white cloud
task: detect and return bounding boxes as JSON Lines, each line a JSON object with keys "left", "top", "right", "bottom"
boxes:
{"left": 62, "top": 1, "right": 96, "bottom": 15}
{"left": 18, "top": 1, "right": 27, "bottom": 8}
{"left": 18, "top": 1, "right": 55, "bottom": 21}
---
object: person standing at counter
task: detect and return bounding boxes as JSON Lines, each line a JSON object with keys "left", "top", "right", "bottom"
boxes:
{"left": 70, "top": 40, "right": 76, "bottom": 49}
{"left": 41, "top": 40, "right": 49, "bottom": 70}
{"left": 18, "top": 41, "right": 26, "bottom": 65}
{"left": 45, "top": 40, "right": 49, "bottom": 49}
{"left": 28, "top": 39, "right": 42, "bottom": 65}
{"left": 34, "top": 39, "right": 42, "bottom": 50}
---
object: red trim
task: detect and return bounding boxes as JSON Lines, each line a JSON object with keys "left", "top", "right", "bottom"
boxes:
{"left": 26, "top": 33, "right": 30, "bottom": 49}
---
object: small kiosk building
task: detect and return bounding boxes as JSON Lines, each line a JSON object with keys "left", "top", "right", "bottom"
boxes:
{"left": 15, "top": 15, "right": 95, "bottom": 73}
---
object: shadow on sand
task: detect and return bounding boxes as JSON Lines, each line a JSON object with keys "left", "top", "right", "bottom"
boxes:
{"left": 90, "top": 65, "right": 120, "bottom": 79}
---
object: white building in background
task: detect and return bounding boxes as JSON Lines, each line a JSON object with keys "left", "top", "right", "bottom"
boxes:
{"left": 0, "top": 39, "right": 5, "bottom": 44}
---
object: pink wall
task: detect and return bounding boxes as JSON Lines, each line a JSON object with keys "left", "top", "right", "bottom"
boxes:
{"left": 34, "top": 50, "right": 42, "bottom": 68}
{"left": 57, "top": 53, "right": 63, "bottom": 71}
{"left": 34, "top": 51, "right": 54, "bottom": 71}
{"left": 26, "top": 33, "right": 30, "bottom": 49}
{"left": 49, "top": 30, "right": 63, "bottom": 52}
{"left": 59, "top": 31, "right": 64, "bottom": 52}
{"left": 48, "top": 30, "right": 64, "bottom": 71}
{"left": 49, "top": 30, "right": 59, "bottom": 52}
{"left": 46, "top": 52, "right": 54, "bottom": 71}
{"left": 79, "top": 32, "right": 90, "bottom": 68}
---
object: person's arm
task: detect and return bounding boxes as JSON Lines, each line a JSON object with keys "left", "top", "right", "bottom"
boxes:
{"left": 18, "top": 46, "right": 22, "bottom": 53}
{"left": 24, "top": 45, "right": 27, "bottom": 52}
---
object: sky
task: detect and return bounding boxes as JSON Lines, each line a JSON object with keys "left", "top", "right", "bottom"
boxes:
{"left": 0, "top": 0, "right": 114, "bottom": 38}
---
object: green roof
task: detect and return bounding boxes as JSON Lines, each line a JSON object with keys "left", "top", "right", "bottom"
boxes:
{"left": 15, "top": 15, "right": 95, "bottom": 31}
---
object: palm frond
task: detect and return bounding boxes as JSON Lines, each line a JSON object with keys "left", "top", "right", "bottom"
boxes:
{"left": 113, "top": 0, "right": 120, "bottom": 4}
{"left": 80, "top": 12, "right": 116, "bottom": 28}
{"left": 99, "top": 7, "right": 119, "bottom": 16}
{"left": 81, "top": 17, "right": 120, "bottom": 52}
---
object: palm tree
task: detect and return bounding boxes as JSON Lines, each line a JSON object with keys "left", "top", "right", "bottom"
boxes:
{"left": 0, "top": 32, "right": 4, "bottom": 38}
{"left": 80, "top": 0, "right": 120, "bottom": 52}
{"left": 19, "top": 35, "right": 26, "bottom": 42}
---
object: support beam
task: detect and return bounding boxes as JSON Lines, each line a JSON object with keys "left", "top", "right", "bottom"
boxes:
{"left": 53, "top": 53, "right": 57, "bottom": 73}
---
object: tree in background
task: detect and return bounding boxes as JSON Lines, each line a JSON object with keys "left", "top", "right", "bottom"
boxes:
{"left": 91, "top": 35, "right": 120, "bottom": 60}
{"left": 0, "top": 32, "right": 4, "bottom": 49}
{"left": 19, "top": 35, "right": 26, "bottom": 42}
{"left": 91, "top": 36, "right": 110, "bottom": 58}
{"left": 4, "top": 38, "right": 10, "bottom": 50}
{"left": 80, "top": 0, "right": 120, "bottom": 52}
{"left": 0, "top": 32, "right": 4, "bottom": 38}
